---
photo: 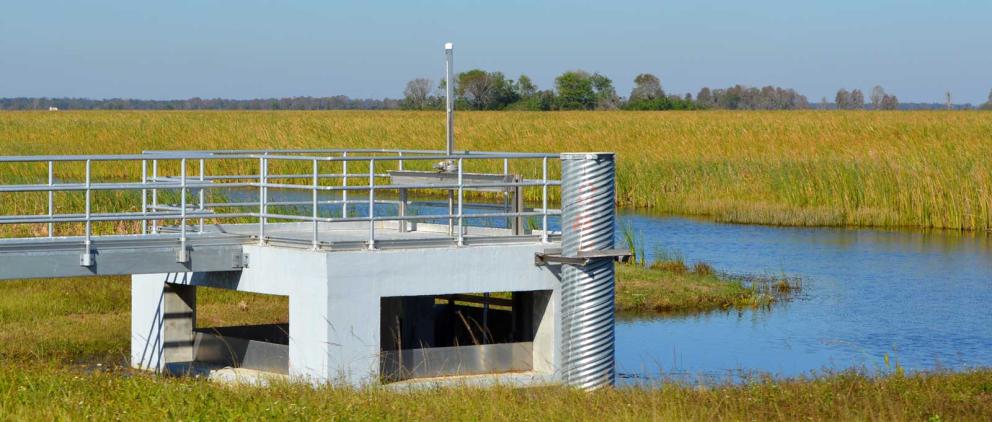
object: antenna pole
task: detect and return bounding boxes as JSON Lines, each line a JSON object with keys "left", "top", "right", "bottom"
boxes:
{"left": 445, "top": 42, "right": 454, "bottom": 156}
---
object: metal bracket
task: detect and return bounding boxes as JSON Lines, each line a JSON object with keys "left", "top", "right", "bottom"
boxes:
{"left": 233, "top": 252, "right": 249, "bottom": 269}
{"left": 79, "top": 250, "right": 94, "bottom": 267}
{"left": 534, "top": 248, "right": 632, "bottom": 267}
{"left": 176, "top": 247, "right": 190, "bottom": 264}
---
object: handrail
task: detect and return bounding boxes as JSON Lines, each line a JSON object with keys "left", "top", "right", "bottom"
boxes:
{"left": 0, "top": 149, "right": 562, "bottom": 255}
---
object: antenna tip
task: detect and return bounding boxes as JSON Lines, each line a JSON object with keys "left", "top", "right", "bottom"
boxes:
{"left": 444, "top": 42, "right": 453, "bottom": 50}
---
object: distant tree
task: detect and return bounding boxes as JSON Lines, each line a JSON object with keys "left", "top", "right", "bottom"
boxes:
{"left": 696, "top": 87, "right": 713, "bottom": 107}
{"left": 984, "top": 89, "right": 992, "bottom": 110}
{"left": 589, "top": 73, "right": 620, "bottom": 109}
{"left": 456, "top": 69, "right": 519, "bottom": 110}
{"left": 850, "top": 89, "right": 865, "bottom": 109}
{"left": 515, "top": 75, "right": 537, "bottom": 98}
{"left": 629, "top": 73, "right": 664, "bottom": 102}
{"left": 945, "top": 91, "right": 952, "bottom": 110}
{"left": 880, "top": 94, "right": 899, "bottom": 110}
{"left": 554, "top": 71, "right": 597, "bottom": 110}
{"left": 402, "top": 78, "right": 434, "bottom": 110}
{"left": 835, "top": 89, "right": 851, "bottom": 109}
{"left": 871, "top": 86, "right": 886, "bottom": 109}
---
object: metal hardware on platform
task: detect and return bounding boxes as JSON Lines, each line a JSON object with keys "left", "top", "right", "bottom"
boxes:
{"left": 534, "top": 248, "right": 631, "bottom": 267}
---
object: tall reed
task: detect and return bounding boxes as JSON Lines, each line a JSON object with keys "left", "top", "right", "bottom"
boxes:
{"left": 1, "top": 110, "right": 989, "bottom": 230}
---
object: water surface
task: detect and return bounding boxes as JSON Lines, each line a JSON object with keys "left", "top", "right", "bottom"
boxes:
{"left": 616, "top": 213, "right": 992, "bottom": 382}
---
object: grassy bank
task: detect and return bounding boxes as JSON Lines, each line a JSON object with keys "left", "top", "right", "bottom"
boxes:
{"left": 1, "top": 363, "right": 989, "bottom": 420}
{"left": 1, "top": 111, "right": 991, "bottom": 230}
{"left": 615, "top": 261, "right": 795, "bottom": 315}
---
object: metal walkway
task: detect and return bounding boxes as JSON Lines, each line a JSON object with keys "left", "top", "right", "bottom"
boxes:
{"left": 0, "top": 149, "right": 562, "bottom": 280}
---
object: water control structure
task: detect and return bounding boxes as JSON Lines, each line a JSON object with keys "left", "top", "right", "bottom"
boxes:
{"left": 0, "top": 45, "right": 623, "bottom": 390}
{"left": 0, "top": 149, "right": 621, "bottom": 389}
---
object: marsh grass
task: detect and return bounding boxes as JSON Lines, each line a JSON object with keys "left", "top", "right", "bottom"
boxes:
{"left": 0, "top": 110, "right": 990, "bottom": 232}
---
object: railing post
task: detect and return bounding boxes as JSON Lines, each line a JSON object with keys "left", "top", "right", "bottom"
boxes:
{"left": 503, "top": 158, "right": 510, "bottom": 231}
{"left": 341, "top": 152, "right": 349, "bottom": 218}
{"left": 559, "top": 152, "right": 616, "bottom": 390}
{"left": 198, "top": 159, "right": 205, "bottom": 233}
{"left": 178, "top": 158, "right": 189, "bottom": 263}
{"left": 312, "top": 158, "right": 319, "bottom": 250}
{"left": 140, "top": 160, "right": 147, "bottom": 235}
{"left": 541, "top": 156, "right": 549, "bottom": 243}
{"left": 47, "top": 161, "right": 54, "bottom": 237}
{"left": 80, "top": 159, "right": 93, "bottom": 267}
{"left": 457, "top": 158, "right": 464, "bottom": 246}
{"left": 258, "top": 156, "right": 267, "bottom": 245}
{"left": 398, "top": 188, "right": 408, "bottom": 233}
{"left": 368, "top": 158, "right": 375, "bottom": 250}
{"left": 151, "top": 159, "right": 158, "bottom": 234}
{"left": 397, "top": 151, "right": 404, "bottom": 171}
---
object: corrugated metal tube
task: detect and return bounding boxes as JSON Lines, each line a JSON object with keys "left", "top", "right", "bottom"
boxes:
{"left": 559, "top": 152, "right": 616, "bottom": 390}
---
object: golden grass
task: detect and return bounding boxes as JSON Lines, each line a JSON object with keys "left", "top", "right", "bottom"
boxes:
{"left": 0, "top": 111, "right": 992, "bottom": 230}
{"left": 0, "top": 110, "right": 990, "bottom": 230}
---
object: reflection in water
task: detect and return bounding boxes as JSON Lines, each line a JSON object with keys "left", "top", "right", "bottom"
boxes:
{"left": 616, "top": 212, "right": 992, "bottom": 383}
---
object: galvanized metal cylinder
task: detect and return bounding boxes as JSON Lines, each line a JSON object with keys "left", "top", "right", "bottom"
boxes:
{"left": 559, "top": 152, "right": 616, "bottom": 390}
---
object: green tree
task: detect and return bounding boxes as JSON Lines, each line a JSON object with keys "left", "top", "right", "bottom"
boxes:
{"left": 515, "top": 75, "right": 537, "bottom": 98}
{"left": 554, "top": 71, "right": 597, "bottom": 110}
{"left": 590, "top": 73, "right": 619, "bottom": 109}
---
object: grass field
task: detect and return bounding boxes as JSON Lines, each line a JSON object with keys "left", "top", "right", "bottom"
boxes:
{"left": 0, "top": 110, "right": 990, "bottom": 230}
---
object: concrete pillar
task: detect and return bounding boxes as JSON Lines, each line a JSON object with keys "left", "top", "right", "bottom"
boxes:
{"left": 131, "top": 273, "right": 196, "bottom": 373}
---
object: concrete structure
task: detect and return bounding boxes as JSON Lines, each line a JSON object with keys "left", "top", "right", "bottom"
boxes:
{"left": 131, "top": 226, "right": 560, "bottom": 385}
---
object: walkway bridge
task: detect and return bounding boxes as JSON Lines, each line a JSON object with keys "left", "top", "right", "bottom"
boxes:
{"left": 0, "top": 149, "right": 559, "bottom": 279}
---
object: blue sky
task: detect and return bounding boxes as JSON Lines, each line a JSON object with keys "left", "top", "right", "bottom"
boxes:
{"left": 1, "top": 0, "right": 989, "bottom": 103}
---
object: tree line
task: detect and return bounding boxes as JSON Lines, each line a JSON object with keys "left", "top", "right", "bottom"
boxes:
{"left": 3, "top": 81, "right": 988, "bottom": 111}
{"left": 402, "top": 70, "right": 814, "bottom": 111}
{"left": 832, "top": 86, "right": 899, "bottom": 110}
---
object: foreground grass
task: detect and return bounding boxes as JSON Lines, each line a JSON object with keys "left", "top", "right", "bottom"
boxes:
{"left": 0, "top": 364, "right": 989, "bottom": 420}
{"left": 1, "top": 110, "right": 990, "bottom": 230}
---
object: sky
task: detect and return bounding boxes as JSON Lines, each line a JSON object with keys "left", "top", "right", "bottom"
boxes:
{"left": 1, "top": 0, "right": 990, "bottom": 104}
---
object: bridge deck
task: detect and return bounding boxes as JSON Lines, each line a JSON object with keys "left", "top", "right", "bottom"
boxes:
{"left": 0, "top": 222, "right": 553, "bottom": 280}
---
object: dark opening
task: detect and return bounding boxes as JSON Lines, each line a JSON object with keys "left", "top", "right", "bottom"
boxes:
{"left": 380, "top": 290, "right": 551, "bottom": 382}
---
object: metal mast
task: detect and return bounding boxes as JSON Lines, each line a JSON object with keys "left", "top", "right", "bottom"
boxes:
{"left": 445, "top": 42, "right": 454, "bottom": 155}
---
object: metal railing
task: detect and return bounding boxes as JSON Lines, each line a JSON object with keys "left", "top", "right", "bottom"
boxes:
{"left": 0, "top": 150, "right": 562, "bottom": 260}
